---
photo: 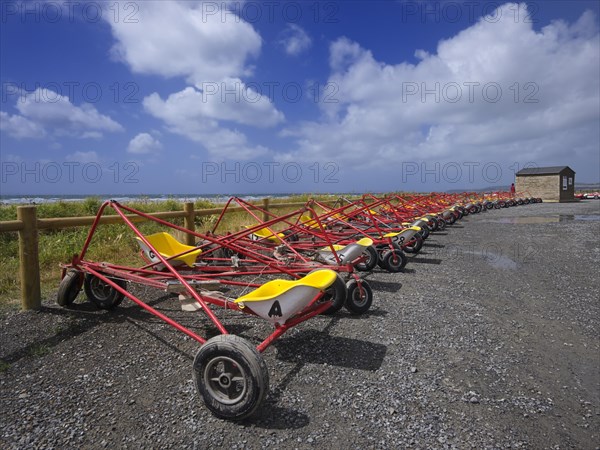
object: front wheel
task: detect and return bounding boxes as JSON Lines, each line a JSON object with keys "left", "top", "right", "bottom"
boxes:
{"left": 344, "top": 280, "right": 373, "bottom": 314}
{"left": 83, "top": 274, "right": 126, "bottom": 309}
{"left": 193, "top": 335, "right": 269, "bottom": 421}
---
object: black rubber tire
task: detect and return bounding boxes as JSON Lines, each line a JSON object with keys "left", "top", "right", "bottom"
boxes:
{"left": 355, "top": 245, "right": 378, "bottom": 272}
{"left": 404, "top": 234, "right": 423, "bottom": 254}
{"left": 436, "top": 218, "right": 446, "bottom": 231}
{"left": 319, "top": 273, "right": 347, "bottom": 315}
{"left": 193, "top": 335, "right": 269, "bottom": 421}
{"left": 381, "top": 249, "right": 407, "bottom": 272}
{"left": 344, "top": 279, "right": 373, "bottom": 314}
{"left": 57, "top": 270, "right": 83, "bottom": 307}
{"left": 446, "top": 213, "right": 456, "bottom": 225}
{"left": 83, "top": 273, "right": 126, "bottom": 309}
{"left": 419, "top": 225, "right": 430, "bottom": 240}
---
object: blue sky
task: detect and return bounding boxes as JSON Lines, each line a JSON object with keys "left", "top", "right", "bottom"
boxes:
{"left": 1, "top": 1, "right": 599, "bottom": 196}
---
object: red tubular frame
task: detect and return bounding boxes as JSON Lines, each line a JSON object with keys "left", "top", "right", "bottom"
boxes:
{"left": 65, "top": 200, "right": 342, "bottom": 353}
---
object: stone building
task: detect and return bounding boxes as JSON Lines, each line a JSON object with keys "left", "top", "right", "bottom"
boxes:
{"left": 515, "top": 166, "right": 575, "bottom": 202}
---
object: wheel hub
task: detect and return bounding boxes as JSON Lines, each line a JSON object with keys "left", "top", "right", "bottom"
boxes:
{"left": 218, "top": 374, "right": 231, "bottom": 388}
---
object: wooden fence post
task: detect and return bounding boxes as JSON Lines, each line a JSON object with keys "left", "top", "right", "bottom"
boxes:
{"left": 262, "top": 198, "right": 270, "bottom": 222}
{"left": 184, "top": 202, "right": 195, "bottom": 246}
{"left": 17, "top": 206, "right": 41, "bottom": 310}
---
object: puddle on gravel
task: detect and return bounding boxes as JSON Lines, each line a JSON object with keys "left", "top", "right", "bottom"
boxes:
{"left": 489, "top": 214, "right": 600, "bottom": 224}
{"left": 460, "top": 250, "right": 518, "bottom": 270}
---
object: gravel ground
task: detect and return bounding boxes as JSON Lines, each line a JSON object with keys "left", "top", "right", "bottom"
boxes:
{"left": 1, "top": 200, "right": 599, "bottom": 449}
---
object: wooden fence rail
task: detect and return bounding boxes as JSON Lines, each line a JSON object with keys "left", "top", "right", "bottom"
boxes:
{"left": 0, "top": 199, "right": 322, "bottom": 310}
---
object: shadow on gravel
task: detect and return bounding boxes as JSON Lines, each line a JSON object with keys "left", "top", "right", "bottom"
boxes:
{"left": 2, "top": 294, "right": 256, "bottom": 366}
{"left": 247, "top": 321, "right": 387, "bottom": 430}
{"left": 368, "top": 279, "right": 402, "bottom": 293}
{"left": 243, "top": 318, "right": 384, "bottom": 430}
{"left": 423, "top": 242, "right": 445, "bottom": 248}
{"left": 123, "top": 317, "right": 195, "bottom": 360}
{"left": 1, "top": 304, "right": 123, "bottom": 364}
{"left": 335, "top": 308, "right": 389, "bottom": 319}
{"left": 407, "top": 257, "right": 442, "bottom": 265}
{"left": 274, "top": 330, "right": 387, "bottom": 371}
{"left": 247, "top": 402, "right": 310, "bottom": 430}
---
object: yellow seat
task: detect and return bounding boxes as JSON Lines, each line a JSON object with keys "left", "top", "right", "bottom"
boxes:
{"left": 234, "top": 269, "right": 338, "bottom": 325}
{"left": 317, "top": 237, "right": 374, "bottom": 266}
{"left": 135, "top": 232, "right": 201, "bottom": 268}
{"left": 235, "top": 269, "right": 337, "bottom": 304}
{"left": 320, "top": 237, "right": 373, "bottom": 252}
{"left": 356, "top": 237, "right": 373, "bottom": 247}
{"left": 320, "top": 244, "right": 345, "bottom": 251}
{"left": 384, "top": 227, "right": 421, "bottom": 243}
{"left": 246, "top": 226, "right": 285, "bottom": 243}
{"left": 300, "top": 214, "right": 321, "bottom": 229}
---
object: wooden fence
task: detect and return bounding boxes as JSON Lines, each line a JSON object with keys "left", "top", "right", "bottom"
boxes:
{"left": 0, "top": 198, "right": 320, "bottom": 310}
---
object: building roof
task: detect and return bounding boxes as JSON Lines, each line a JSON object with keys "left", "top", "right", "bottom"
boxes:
{"left": 515, "top": 166, "right": 574, "bottom": 176}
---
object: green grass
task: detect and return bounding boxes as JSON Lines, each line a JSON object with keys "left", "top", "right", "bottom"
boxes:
{"left": 0, "top": 195, "right": 349, "bottom": 309}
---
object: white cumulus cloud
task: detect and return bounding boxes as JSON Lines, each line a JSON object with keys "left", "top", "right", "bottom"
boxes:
{"left": 281, "top": 4, "right": 600, "bottom": 175}
{"left": 127, "top": 133, "right": 163, "bottom": 154}
{"left": 0, "top": 111, "right": 46, "bottom": 139}
{"left": 105, "top": 1, "right": 261, "bottom": 85}
{"left": 106, "top": 1, "right": 282, "bottom": 160}
{"left": 1, "top": 89, "right": 122, "bottom": 139}
{"left": 279, "top": 24, "right": 312, "bottom": 56}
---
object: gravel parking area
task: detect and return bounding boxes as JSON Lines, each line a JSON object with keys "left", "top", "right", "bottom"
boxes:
{"left": 1, "top": 201, "right": 599, "bottom": 449}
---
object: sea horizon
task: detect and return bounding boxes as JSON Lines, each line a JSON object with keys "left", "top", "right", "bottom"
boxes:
{"left": 0, "top": 192, "right": 363, "bottom": 205}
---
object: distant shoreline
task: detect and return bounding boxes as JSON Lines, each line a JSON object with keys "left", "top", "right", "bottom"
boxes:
{"left": 0, "top": 192, "right": 367, "bottom": 206}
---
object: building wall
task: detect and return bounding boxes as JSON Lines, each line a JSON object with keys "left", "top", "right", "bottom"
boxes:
{"left": 515, "top": 171, "right": 575, "bottom": 202}
{"left": 516, "top": 175, "right": 560, "bottom": 201}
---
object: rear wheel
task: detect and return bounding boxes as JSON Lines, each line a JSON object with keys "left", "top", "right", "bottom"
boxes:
{"left": 355, "top": 245, "right": 378, "bottom": 272}
{"left": 403, "top": 234, "right": 423, "bottom": 254}
{"left": 381, "top": 249, "right": 407, "bottom": 272}
{"left": 57, "top": 270, "right": 83, "bottom": 307}
{"left": 83, "top": 274, "right": 126, "bottom": 309}
{"left": 344, "top": 280, "right": 373, "bottom": 314}
{"left": 319, "top": 273, "right": 347, "bottom": 315}
{"left": 193, "top": 335, "right": 269, "bottom": 421}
